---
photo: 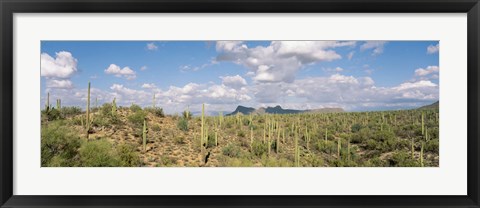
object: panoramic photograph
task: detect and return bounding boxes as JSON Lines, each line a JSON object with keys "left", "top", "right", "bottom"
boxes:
{"left": 41, "top": 41, "right": 439, "bottom": 167}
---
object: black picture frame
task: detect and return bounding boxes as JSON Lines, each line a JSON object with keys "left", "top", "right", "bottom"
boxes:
{"left": 1, "top": 0, "right": 479, "bottom": 207}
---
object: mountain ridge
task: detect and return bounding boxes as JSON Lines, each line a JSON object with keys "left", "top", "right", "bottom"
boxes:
{"left": 226, "top": 105, "right": 344, "bottom": 116}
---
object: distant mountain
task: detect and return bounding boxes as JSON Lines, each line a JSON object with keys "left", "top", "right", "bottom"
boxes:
{"left": 418, "top": 101, "right": 439, "bottom": 110}
{"left": 226, "top": 105, "right": 344, "bottom": 116}
{"left": 226, "top": 105, "right": 256, "bottom": 116}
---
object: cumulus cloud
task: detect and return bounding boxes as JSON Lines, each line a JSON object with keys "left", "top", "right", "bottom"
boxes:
{"left": 104, "top": 64, "right": 136, "bottom": 80}
{"left": 141, "top": 83, "right": 157, "bottom": 89}
{"left": 179, "top": 65, "right": 200, "bottom": 72}
{"left": 427, "top": 43, "right": 439, "bottom": 54}
{"left": 110, "top": 84, "right": 150, "bottom": 105}
{"left": 215, "top": 41, "right": 356, "bottom": 83}
{"left": 179, "top": 58, "right": 218, "bottom": 73}
{"left": 324, "top": 67, "right": 344, "bottom": 73}
{"left": 360, "top": 41, "right": 387, "bottom": 55}
{"left": 146, "top": 42, "right": 158, "bottom": 51}
{"left": 46, "top": 79, "right": 74, "bottom": 89}
{"left": 414, "top": 65, "right": 439, "bottom": 77}
{"left": 220, "top": 75, "right": 247, "bottom": 89}
{"left": 255, "top": 73, "right": 437, "bottom": 108}
{"left": 41, "top": 51, "right": 78, "bottom": 79}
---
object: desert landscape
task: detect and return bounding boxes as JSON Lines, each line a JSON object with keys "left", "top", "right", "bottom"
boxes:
{"left": 40, "top": 40, "right": 440, "bottom": 167}
{"left": 41, "top": 87, "right": 439, "bottom": 167}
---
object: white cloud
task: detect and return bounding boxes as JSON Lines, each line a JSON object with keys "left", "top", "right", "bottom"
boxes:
{"left": 179, "top": 65, "right": 200, "bottom": 72}
{"left": 104, "top": 64, "right": 136, "bottom": 80}
{"left": 140, "top": 66, "right": 148, "bottom": 71}
{"left": 414, "top": 65, "right": 439, "bottom": 77}
{"left": 427, "top": 43, "right": 439, "bottom": 54}
{"left": 179, "top": 58, "right": 218, "bottom": 73}
{"left": 141, "top": 83, "right": 157, "bottom": 89}
{"left": 393, "top": 80, "right": 437, "bottom": 91}
{"left": 41, "top": 51, "right": 78, "bottom": 79}
{"left": 360, "top": 41, "right": 387, "bottom": 55}
{"left": 46, "top": 79, "right": 74, "bottom": 89}
{"left": 215, "top": 41, "right": 356, "bottom": 83}
{"left": 324, "top": 67, "right": 344, "bottom": 73}
{"left": 110, "top": 84, "right": 150, "bottom": 105}
{"left": 146, "top": 42, "right": 158, "bottom": 51}
{"left": 258, "top": 74, "right": 437, "bottom": 108}
{"left": 220, "top": 75, "right": 247, "bottom": 89}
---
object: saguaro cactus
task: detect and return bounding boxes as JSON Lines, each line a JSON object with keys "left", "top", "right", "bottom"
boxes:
{"left": 112, "top": 97, "right": 117, "bottom": 116}
{"left": 347, "top": 139, "right": 351, "bottom": 161}
{"left": 153, "top": 93, "right": 156, "bottom": 108}
{"left": 294, "top": 127, "right": 299, "bottom": 167}
{"left": 250, "top": 127, "right": 254, "bottom": 152}
{"left": 337, "top": 138, "right": 341, "bottom": 158}
{"left": 56, "top": 99, "right": 61, "bottom": 110}
{"left": 219, "top": 111, "right": 223, "bottom": 127}
{"left": 325, "top": 128, "right": 328, "bottom": 141}
{"left": 411, "top": 137, "right": 415, "bottom": 159}
{"left": 201, "top": 103, "right": 205, "bottom": 149}
{"left": 45, "top": 92, "right": 50, "bottom": 112}
{"left": 421, "top": 112, "right": 425, "bottom": 135}
{"left": 86, "top": 82, "right": 91, "bottom": 132}
{"left": 143, "top": 118, "right": 147, "bottom": 151}
{"left": 420, "top": 142, "right": 424, "bottom": 167}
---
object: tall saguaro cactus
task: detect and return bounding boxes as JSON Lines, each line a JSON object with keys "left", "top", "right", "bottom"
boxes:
{"left": 86, "top": 82, "right": 91, "bottom": 133}
{"left": 201, "top": 103, "right": 205, "bottom": 149}
{"left": 143, "top": 118, "right": 147, "bottom": 151}
{"left": 112, "top": 97, "right": 117, "bottom": 116}
{"left": 152, "top": 93, "right": 156, "bottom": 108}
{"left": 411, "top": 137, "right": 415, "bottom": 159}
{"left": 421, "top": 112, "right": 425, "bottom": 135}
{"left": 420, "top": 142, "right": 424, "bottom": 167}
{"left": 294, "top": 127, "right": 300, "bottom": 167}
{"left": 56, "top": 99, "right": 61, "bottom": 110}
{"left": 250, "top": 127, "right": 254, "bottom": 152}
{"left": 45, "top": 92, "right": 50, "bottom": 112}
{"left": 337, "top": 138, "right": 341, "bottom": 158}
{"left": 325, "top": 128, "right": 328, "bottom": 141}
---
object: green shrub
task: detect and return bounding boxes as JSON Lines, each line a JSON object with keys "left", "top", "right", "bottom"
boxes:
{"left": 151, "top": 124, "right": 161, "bottom": 132}
{"left": 177, "top": 118, "right": 188, "bottom": 132}
{"left": 117, "top": 144, "right": 141, "bottom": 167}
{"left": 204, "top": 133, "right": 217, "bottom": 148}
{"left": 365, "top": 157, "right": 387, "bottom": 167}
{"left": 174, "top": 136, "right": 185, "bottom": 144}
{"left": 351, "top": 123, "right": 362, "bottom": 133}
{"left": 61, "top": 106, "right": 82, "bottom": 117}
{"left": 425, "top": 139, "right": 439, "bottom": 153}
{"left": 101, "top": 103, "right": 113, "bottom": 116}
{"left": 388, "top": 151, "right": 419, "bottom": 167}
{"left": 41, "top": 120, "right": 81, "bottom": 167}
{"left": 42, "top": 108, "right": 63, "bottom": 121}
{"left": 237, "top": 130, "right": 245, "bottom": 138}
{"left": 251, "top": 140, "right": 268, "bottom": 156}
{"left": 145, "top": 107, "right": 165, "bottom": 117}
{"left": 182, "top": 110, "right": 191, "bottom": 120}
{"left": 130, "top": 104, "right": 142, "bottom": 112}
{"left": 316, "top": 140, "right": 336, "bottom": 154}
{"left": 222, "top": 143, "right": 241, "bottom": 157}
{"left": 157, "top": 155, "right": 176, "bottom": 167}
{"left": 128, "top": 110, "right": 147, "bottom": 128}
{"left": 78, "top": 139, "right": 120, "bottom": 167}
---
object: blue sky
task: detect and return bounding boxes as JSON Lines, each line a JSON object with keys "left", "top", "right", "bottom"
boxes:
{"left": 41, "top": 41, "right": 439, "bottom": 114}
